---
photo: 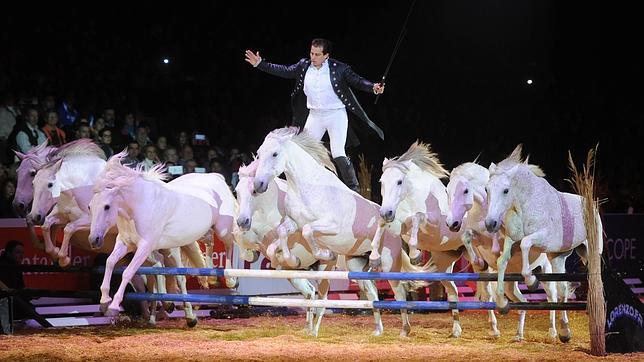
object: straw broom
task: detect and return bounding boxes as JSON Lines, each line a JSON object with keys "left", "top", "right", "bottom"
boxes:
{"left": 357, "top": 154, "right": 373, "bottom": 200}
{"left": 567, "top": 144, "right": 606, "bottom": 356}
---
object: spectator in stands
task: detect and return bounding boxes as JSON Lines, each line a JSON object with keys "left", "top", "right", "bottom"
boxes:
{"left": 102, "top": 108, "right": 116, "bottom": 129}
{"left": 75, "top": 123, "right": 92, "bottom": 140}
{"left": 138, "top": 145, "right": 160, "bottom": 171}
{"left": 41, "top": 111, "right": 66, "bottom": 146}
{"left": 184, "top": 159, "right": 197, "bottom": 174}
{"left": 97, "top": 128, "right": 114, "bottom": 158}
{"left": 122, "top": 141, "right": 141, "bottom": 167}
{"left": 120, "top": 112, "right": 136, "bottom": 141}
{"left": 91, "top": 117, "right": 106, "bottom": 141}
{"left": 155, "top": 136, "right": 168, "bottom": 153}
{"left": 0, "top": 93, "right": 19, "bottom": 165}
{"left": 0, "top": 179, "right": 18, "bottom": 218}
{"left": 135, "top": 123, "right": 152, "bottom": 149}
{"left": 180, "top": 144, "right": 193, "bottom": 165}
{"left": 0, "top": 239, "right": 26, "bottom": 334}
{"left": 15, "top": 107, "right": 47, "bottom": 154}
{"left": 163, "top": 147, "right": 179, "bottom": 164}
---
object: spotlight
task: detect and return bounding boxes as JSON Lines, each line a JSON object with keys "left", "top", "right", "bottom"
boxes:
{"left": 526, "top": 79, "right": 533, "bottom": 85}
{"left": 163, "top": 58, "right": 170, "bottom": 64}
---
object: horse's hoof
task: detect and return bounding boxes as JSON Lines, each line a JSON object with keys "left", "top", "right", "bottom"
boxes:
{"left": 249, "top": 250, "right": 260, "bottom": 264}
{"left": 527, "top": 278, "right": 540, "bottom": 291}
{"left": 513, "top": 335, "right": 524, "bottom": 342}
{"left": 488, "top": 330, "right": 501, "bottom": 338}
{"left": 105, "top": 307, "right": 120, "bottom": 317}
{"left": 558, "top": 333, "right": 571, "bottom": 343}
{"left": 369, "top": 257, "right": 382, "bottom": 270}
{"left": 497, "top": 303, "right": 511, "bottom": 315}
{"left": 165, "top": 302, "right": 175, "bottom": 314}
{"left": 409, "top": 252, "right": 423, "bottom": 265}
{"left": 226, "top": 278, "right": 240, "bottom": 289}
{"left": 58, "top": 256, "right": 71, "bottom": 268}
{"left": 186, "top": 318, "right": 198, "bottom": 328}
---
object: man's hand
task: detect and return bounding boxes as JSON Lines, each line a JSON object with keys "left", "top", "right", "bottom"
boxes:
{"left": 373, "top": 83, "right": 385, "bottom": 94}
{"left": 244, "top": 50, "right": 262, "bottom": 67}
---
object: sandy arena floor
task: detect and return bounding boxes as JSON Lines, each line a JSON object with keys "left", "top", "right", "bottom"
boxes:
{"left": 0, "top": 310, "right": 641, "bottom": 361}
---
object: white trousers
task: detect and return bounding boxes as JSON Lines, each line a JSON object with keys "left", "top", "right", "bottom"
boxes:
{"left": 303, "top": 108, "right": 347, "bottom": 158}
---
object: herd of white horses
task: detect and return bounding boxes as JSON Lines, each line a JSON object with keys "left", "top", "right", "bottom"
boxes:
{"left": 12, "top": 126, "right": 602, "bottom": 342}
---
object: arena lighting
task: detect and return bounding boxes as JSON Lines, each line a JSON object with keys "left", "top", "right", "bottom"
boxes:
{"left": 527, "top": 79, "right": 533, "bottom": 85}
{"left": 163, "top": 58, "right": 170, "bottom": 64}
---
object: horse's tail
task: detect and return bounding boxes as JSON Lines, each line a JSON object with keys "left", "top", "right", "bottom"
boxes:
{"left": 399, "top": 250, "right": 437, "bottom": 291}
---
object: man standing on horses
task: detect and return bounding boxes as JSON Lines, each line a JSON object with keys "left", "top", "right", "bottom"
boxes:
{"left": 245, "top": 38, "right": 385, "bottom": 192}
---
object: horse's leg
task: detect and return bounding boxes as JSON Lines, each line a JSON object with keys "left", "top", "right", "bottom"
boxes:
{"left": 495, "top": 236, "right": 514, "bottom": 313}
{"left": 106, "top": 240, "right": 155, "bottom": 316}
{"left": 301, "top": 220, "right": 338, "bottom": 261}
{"left": 311, "top": 262, "right": 335, "bottom": 337}
{"left": 182, "top": 241, "right": 209, "bottom": 289}
{"left": 167, "top": 247, "right": 197, "bottom": 328}
{"left": 198, "top": 232, "right": 218, "bottom": 287}
{"left": 519, "top": 231, "right": 547, "bottom": 289}
{"left": 100, "top": 235, "right": 130, "bottom": 314}
{"left": 218, "top": 232, "right": 239, "bottom": 289}
{"left": 288, "top": 278, "right": 316, "bottom": 333}
{"left": 275, "top": 217, "right": 299, "bottom": 268}
{"left": 407, "top": 213, "right": 425, "bottom": 264}
{"left": 482, "top": 280, "right": 501, "bottom": 338}
{"left": 57, "top": 215, "right": 90, "bottom": 267}
{"left": 541, "top": 259, "right": 558, "bottom": 340}
{"left": 368, "top": 222, "right": 386, "bottom": 270}
{"left": 550, "top": 253, "right": 572, "bottom": 343}
{"left": 41, "top": 208, "right": 63, "bottom": 259}
{"left": 347, "top": 256, "right": 383, "bottom": 336}
{"left": 431, "top": 249, "right": 462, "bottom": 337}
{"left": 503, "top": 281, "right": 526, "bottom": 341}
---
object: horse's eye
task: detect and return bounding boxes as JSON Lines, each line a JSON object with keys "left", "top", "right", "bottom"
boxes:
{"left": 272, "top": 152, "right": 278, "bottom": 157}
{"left": 104, "top": 205, "right": 110, "bottom": 211}
{"left": 397, "top": 180, "right": 403, "bottom": 186}
{"left": 503, "top": 188, "right": 509, "bottom": 194}
{"left": 30, "top": 171, "right": 36, "bottom": 177}
{"left": 464, "top": 189, "right": 469, "bottom": 194}
{"left": 47, "top": 182, "right": 53, "bottom": 188}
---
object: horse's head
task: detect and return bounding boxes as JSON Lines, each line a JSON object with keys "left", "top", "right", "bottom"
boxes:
{"left": 13, "top": 144, "right": 53, "bottom": 215}
{"left": 254, "top": 132, "right": 291, "bottom": 194}
{"left": 88, "top": 187, "right": 122, "bottom": 249}
{"left": 379, "top": 158, "right": 413, "bottom": 223}
{"left": 484, "top": 162, "right": 517, "bottom": 233}
{"left": 27, "top": 159, "right": 62, "bottom": 225}
{"left": 235, "top": 173, "right": 259, "bottom": 231}
{"left": 446, "top": 163, "right": 489, "bottom": 232}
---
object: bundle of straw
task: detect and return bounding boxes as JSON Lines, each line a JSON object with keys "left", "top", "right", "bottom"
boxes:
{"left": 567, "top": 145, "right": 606, "bottom": 356}
{"left": 357, "top": 154, "right": 373, "bottom": 200}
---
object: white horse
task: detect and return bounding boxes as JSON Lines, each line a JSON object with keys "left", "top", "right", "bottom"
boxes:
{"left": 484, "top": 145, "right": 602, "bottom": 342}
{"left": 13, "top": 141, "right": 57, "bottom": 215}
{"left": 253, "top": 127, "right": 430, "bottom": 337}
{"left": 446, "top": 162, "right": 559, "bottom": 340}
{"left": 369, "top": 141, "right": 472, "bottom": 338}
{"left": 88, "top": 152, "right": 238, "bottom": 321}
{"left": 234, "top": 160, "right": 335, "bottom": 336}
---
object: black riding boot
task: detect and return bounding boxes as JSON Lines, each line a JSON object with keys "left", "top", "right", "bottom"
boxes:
{"left": 334, "top": 156, "right": 360, "bottom": 192}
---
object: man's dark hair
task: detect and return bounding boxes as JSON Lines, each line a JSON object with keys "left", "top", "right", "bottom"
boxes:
{"left": 311, "top": 38, "right": 332, "bottom": 54}
{"left": 99, "top": 128, "right": 112, "bottom": 138}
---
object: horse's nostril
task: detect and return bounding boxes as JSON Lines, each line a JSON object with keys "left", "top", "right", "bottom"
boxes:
{"left": 18, "top": 203, "right": 25, "bottom": 210}
{"left": 451, "top": 221, "right": 459, "bottom": 228}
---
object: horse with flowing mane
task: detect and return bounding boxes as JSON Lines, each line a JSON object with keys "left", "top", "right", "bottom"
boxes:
{"left": 252, "top": 127, "right": 431, "bottom": 337}
{"left": 484, "top": 145, "right": 602, "bottom": 342}
{"left": 446, "top": 161, "right": 560, "bottom": 341}
{"left": 368, "top": 141, "right": 476, "bottom": 337}
{"left": 88, "top": 151, "right": 238, "bottom": 322}
{"left": 13, "top": 141, "right": 57, "bottom": 215}
{"left": 235, "top": 160, "right": 337, "bottom": 336}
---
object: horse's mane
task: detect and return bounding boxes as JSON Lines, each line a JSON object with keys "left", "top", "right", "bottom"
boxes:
{"left": 51, "top": 139, "right": 106, "bottom": 161}
{"left": 382, "top": 141, "right": 450, "bottom": 179}
{"left": 267, "top": 127, "right": 337, "bottom": 175}
{"left": 18, "top": 142, "right": 54, "bottom": 168}
{"left": 450, "top": 162, "right": 489, "bottom": 186}
{"left": 238, "top": 157, "right": 258, "bottom": 178}
{"left": 492, "top": 144, "right": 545, "bottom": 177}
{"left": 93, "top": 150, "right": 168, "bottom": 192}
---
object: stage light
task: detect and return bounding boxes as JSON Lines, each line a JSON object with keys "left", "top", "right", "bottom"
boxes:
{"left": 163, "top": 58, "right": 170, "bottom": 64}
{"left": 527, "top": 79, "right": 533, "bottom": 85}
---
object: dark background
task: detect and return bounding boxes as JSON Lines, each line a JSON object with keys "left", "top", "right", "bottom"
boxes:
{"left": 1, "top": 1, "right": 642, "bottom": 211}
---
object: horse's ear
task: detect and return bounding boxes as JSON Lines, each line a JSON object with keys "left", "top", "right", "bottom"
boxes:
{"left": 382, "top": 157, "right": 389, "bottom": 166}
{"left": 488, "top": 162, "right": 496, "bottom": 174}
{"left": 51, "top": 158, "right": 64, "bottom": 173}
{"left": 14, "top": 149, "right": 26, "bottom": 160}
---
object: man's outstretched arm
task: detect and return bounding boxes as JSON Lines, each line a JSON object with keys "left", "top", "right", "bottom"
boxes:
{"left": 245, "top": 50, "right": 300, "bottom": 79}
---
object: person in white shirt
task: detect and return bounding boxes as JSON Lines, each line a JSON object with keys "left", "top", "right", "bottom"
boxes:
{"left": 15, "top": 108, "right": 47, "bottom": 154}
{"left": 245, "top": 38, "right": 384, "bottom": 192}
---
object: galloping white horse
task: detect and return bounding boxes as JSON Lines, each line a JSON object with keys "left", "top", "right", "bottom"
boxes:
{"left": 88, "top": 152, "right": 238, "bottom": 321}
{"left": 484, "top": 145, "right": 602, "bottom": 342}
{"left": 446, "top": 162, "right": 559, "bottom": 341}
{"left": 234, "top": 160, "right": 335, "bottom": 336}
{"left": 369, "top": 141, "right": 471, "bottom": 338}
{"left": 253, "top": 127, "right": 429, "bottom": 337}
